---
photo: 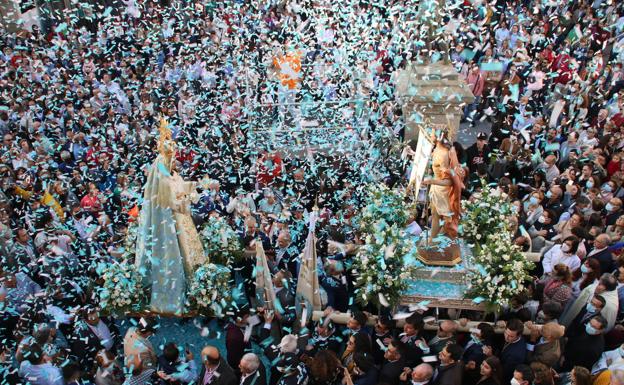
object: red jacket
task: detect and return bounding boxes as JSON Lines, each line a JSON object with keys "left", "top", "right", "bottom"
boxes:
{"left": 257, "top": 153, "right": 283, "bottom": 186}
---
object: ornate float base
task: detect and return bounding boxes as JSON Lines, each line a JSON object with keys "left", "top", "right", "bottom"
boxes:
{"left": 402, "top": 239, "right": 484, "bottom": 311}
{"left": 416, "top": 240, "right": 462, "bottom": 266}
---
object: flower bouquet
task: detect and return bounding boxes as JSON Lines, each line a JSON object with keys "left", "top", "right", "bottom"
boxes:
{"left": 98, "top": 260, "right": 144, "bottom": 315}
{"left": 352, "top": 223, "right": 414, "bottom": 308}
{"left": 461, "top": 182, "right": 514, "bottom": 254}
{"left": 200, "top": 216, "right": 243, "bottom": 267}
{"left": 357, "top": 183, "right": 414, "bottom": 233}
{"left": 466, "top": 231, "right": 533, "bottom": 311}
{"left": 187, "top": 263, "right": 231, "bottom": 317}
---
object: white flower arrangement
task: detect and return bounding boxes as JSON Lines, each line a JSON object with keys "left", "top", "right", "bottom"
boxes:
{"left": 463, "top": 184, "right": 533, "bottom": 310}
{"left": 461, "top": 183, "right": 514, "bottom": 254}
{"left": 187, "top": 263, "right": 231, "bottom": 317}
{"left": 200, "top": 216, "right": 243, "bottom": 267}
{"left": 357, "top": 184, "right": 414, "bottom": 235}
{"left": 467, "top": 231, "right": 533, "bottom": 310}
{"left": 98, "top": 260, "right": 144, "bottom": 314}
{"left": 353, "top": 185, "right": 416, "bottom": 308}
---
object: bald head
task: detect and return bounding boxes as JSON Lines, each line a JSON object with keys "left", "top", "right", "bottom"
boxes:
{"left": 201, "top": 346, "right": 220, "bottom": 367}
{"left": 595, "top": 234, "right": 611, "bottom": 249}
{"left": 240, "top": 353, "right": 260, "bottom": 375}
{"left": 438, "top": 320, "right": 457, "bottom": 338}
{"left": 412, "top": 363, "right": 434, "bottom": 382}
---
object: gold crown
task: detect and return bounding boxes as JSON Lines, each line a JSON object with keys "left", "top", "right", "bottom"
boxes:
{"left": 157, "top": 117, "right": 173, "bottom": 157}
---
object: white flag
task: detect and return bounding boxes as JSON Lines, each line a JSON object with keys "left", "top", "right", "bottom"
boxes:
{"left": 255, "top": 240, "right": 276, "bottom": 310}
{"left": 296, "top": 211, "right": 322, "bottom": 317}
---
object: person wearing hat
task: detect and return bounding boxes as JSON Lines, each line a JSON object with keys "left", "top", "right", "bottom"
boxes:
{"left": 198, "top": 346, "right": 236, "bottom": 385}
{"left": 123, "top": 317, "right": 157, "bottom": 372}
{"left": 465, "top": 132, "right": 491, "bottom": 175}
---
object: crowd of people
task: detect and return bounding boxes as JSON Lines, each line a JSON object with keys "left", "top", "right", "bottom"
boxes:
{"left": 2, "top": 0, "right": 624, "bottom": 385}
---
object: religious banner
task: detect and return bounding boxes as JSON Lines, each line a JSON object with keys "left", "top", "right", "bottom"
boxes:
{"left": 255, "top": 240, "right": 277, "bottom": 310}
{"left": 296, "top": 211, "right": 322, "bottom": 320}
{"left": 407, "top": 129, "right": 434, "bottom": 201}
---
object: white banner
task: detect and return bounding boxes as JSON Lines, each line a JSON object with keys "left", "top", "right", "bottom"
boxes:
{"left": 408, "top": 129, "right": 434, "bottom": 201}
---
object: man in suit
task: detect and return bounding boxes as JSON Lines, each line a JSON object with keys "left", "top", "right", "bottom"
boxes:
{"left": 427, "top": 320, "right": 457, "bottom": 356}
{"left": 432, "top": 343, "right": 463, "bottom": 385}
{"left": 273, "top": 270, "right": 296, "bottom": 334}
{"left": 587, "top": 234, "right": 614, "bottom": 274}
{"left": 305, "top": 319, "right": 341, "bottom": 357}
{"left": 198, "top": 346, "right": 237, "bottom": 385}
{"left": 379, "top": 338, "right": 407, "bottom": 385}
{"left": 70, "top": 306, "right": 119, "bottom": 374}
{"left": 563, "top": 315, "right": 607, "bottom": 371}
{"left": 225, "top": 307, "right": 252, "bottom": 378}
{"left": 238, "top": 353, "right": 266, "bottom": 385}
{"left": 269, "top": 231, "right": 298, "bottom": 279}
{"left": 237, "top": 216, "right": 272, "bottom": 303}
{"left": 399, "top": 314, "right": 426, "bottom": 368}
{"left": 319, "top": 261, "right": 349, "bottom": 312}
{"left": 498, "top": 319, "right": 527, "bottom": 383}
{"left": 605, "top": 198, "right": 623, "bottom": 227}
{"left": 371, "top": 316, "right": 396, "bottom": 366}
{"left": 566, "top": 294, "right": 606, "bottom": 338}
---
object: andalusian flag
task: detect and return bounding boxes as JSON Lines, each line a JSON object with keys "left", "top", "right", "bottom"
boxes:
{"left": 566, "top": 25, "right": 583, "bottom": 44}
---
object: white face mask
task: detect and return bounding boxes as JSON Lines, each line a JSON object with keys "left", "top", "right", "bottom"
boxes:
{"left": 510, "top": 379, "right": 521, "bottom": 385}
{"left": 561, "top": 244, "right": 570, "bottom": 253}
{"left": 411, "top": 381, "right": 427, "bottom": 385}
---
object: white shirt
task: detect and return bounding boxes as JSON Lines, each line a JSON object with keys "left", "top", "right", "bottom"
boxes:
{"left": 542, "top": 245, "right": 581, "bottom": 274}
{"left": 592, "top": 346, "right": 624, "bottom": 374}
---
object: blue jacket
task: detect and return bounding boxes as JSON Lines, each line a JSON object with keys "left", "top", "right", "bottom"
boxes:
{"left": 501, "top": 338, "right": 527, "bottom": 382}
{"left": 354, "top": 366, "right": 379, "bottom": 385}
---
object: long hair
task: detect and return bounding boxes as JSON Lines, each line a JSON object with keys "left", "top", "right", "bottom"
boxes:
{"left": 309, "top": 350, "right": 341, "bottom": 382}
{"left": 482, "top": 356, "right": 503, "bottom": 385}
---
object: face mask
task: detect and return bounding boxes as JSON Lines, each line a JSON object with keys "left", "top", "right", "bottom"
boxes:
{"left": 545, "top": 191, "right": 552, "bottom": 199}
{"left": 586, "top": 180, "right": 594, "bottom": 189}
{"left": 412, "top": 382, "right": 427, "bottom": 385}
{"left": 561, "top": 244, "right": 570, "bottom": 253}
{"left": 586, "top": 303, "right": 596, "bottom": 313}
{"left": 585, "top": 323, "right": 600, "bottom": 335}
{"left": 529, "top": 196, "right": 538, "bottom": 205}
{"left": 603, "top": 184, "right": 613, "bottom": 193}
{"left": 538, "top": 216, "right": 546, "bottom": 224}
{"left": 471, "top": 334, "right": 481, "bottom": 344}
{"left": 606, "top": 203, "right": 614, "bottom": 212}
{"left": 510, "top": 379, "right": 521, "bottom": 385}
{"left": 581, "top": 264, "right": 590, "bottom": 274}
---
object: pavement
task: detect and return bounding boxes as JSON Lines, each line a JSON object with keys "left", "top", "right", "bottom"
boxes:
{"left": 456, "top": 119, "right": 493, "bottom": 148}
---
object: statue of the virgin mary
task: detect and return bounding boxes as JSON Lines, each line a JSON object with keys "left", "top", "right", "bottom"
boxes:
{"left": 134, "top": 118, "right": 206, "bottom": 315}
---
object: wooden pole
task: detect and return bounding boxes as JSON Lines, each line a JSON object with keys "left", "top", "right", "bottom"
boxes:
{"left": 311, "top": 311, "right": 534, "bottom": 335}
